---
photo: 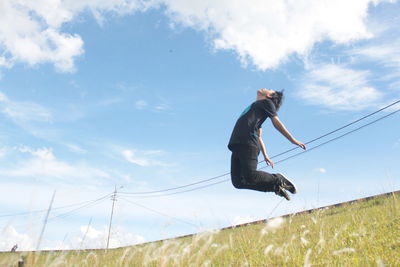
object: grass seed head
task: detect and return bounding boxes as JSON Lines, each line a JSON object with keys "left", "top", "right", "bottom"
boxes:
{"left": 332, "top": 248, "right": 355, "bottom": 255}
{"left": 263, "top": 244, "right": 274, "bottom": 255}
{"left": 303, "top": 248, "right": 312, "bottom": 267}
{"left": 301, "top": 237, "right": 309, "bottom": 246}
{"left": 266, "top": 217, "right": 285, "bottom": 230}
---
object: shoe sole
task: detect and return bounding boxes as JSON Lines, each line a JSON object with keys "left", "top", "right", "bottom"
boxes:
{"left": 275, "top": 186, "right": 290, "bottom": 201}
{"left": 278, "top": 173, "right": 297, "bottom": 194}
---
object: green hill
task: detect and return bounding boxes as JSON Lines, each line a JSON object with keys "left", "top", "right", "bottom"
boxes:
{"left": 1, "top": 191, "right": 399, "bottom": 266}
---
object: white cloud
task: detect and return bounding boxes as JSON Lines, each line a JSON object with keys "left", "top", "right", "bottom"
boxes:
{"left": 0, "top": 224, "right": 144, "bottom": 251}
{"left": 0, "top": 91, "right": 53, "bottom": 123}
{"left": 0, "top": 147, "right": 7, "bottom": 158}
{"left": 134, "top": 99, "right": 171, "bottom": 112}
{"left": 66, "top": 144, "right": 87, "bottom": 154}
{"left": 0, "top": 56, "right": 11, "bottom": 68}
{"left": 122, "top": 149, "right": 172, "bottom": 167}
{"left": 18, "top": 145, "right": 55, "bottom": 160}
{"left": 156, "top": 0, "right": 395, "bottom": 70}
{"left": 0, "top": 225, "right": 35, "bottom": 251}
{"left": 0, "top": 91, "right": 87, "bottom": 139}
{"left": 299, "top": 64, "right": 384, "bottom": 110}
{"left": 74, "top": 225, "right": 145, "bottom": 249}
{"left": 122, "top": 149, "right": 150, "bottom": 166}
{"left": 154, "top": 103, "right": 171, "bottom": 111}
{"left": 1, "top": 146, "right": 110, "bottom": 184}
{"left": 350, "top": 39, "right": 400, "bottom": 89}
{"left": 352, "top": 41, "right": 400, "bottom": 68}
{"left": 315, "top": 168, "right": 327, "bottom": 174}
{"left": 0, "top": 0, "right": 148, "bottom": 72}
{"left": 0, "top": 1, "right": 83, "bottom": 72}
{"left": 135, "top": 100, "right": 148, "bottom": 110}
{"left": 2, "top": 0, "right": 397, "bottom": 72}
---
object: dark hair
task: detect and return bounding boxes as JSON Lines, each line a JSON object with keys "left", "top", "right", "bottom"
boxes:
{"left": 270, "top": 90, "right": 284, "bottom": 111}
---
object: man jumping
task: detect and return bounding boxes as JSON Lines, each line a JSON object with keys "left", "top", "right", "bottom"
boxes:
{"left": 228, "top": 88, "right": 306, "bottom": 200}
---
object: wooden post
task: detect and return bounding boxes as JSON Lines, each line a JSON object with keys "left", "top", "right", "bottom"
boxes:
{"left": 18, "top": 256, "right": 25, "bottom": 267}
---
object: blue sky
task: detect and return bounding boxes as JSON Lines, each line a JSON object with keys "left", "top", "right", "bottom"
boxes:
{"left": 0, "top": 0, "right": 399, "bottom": 250}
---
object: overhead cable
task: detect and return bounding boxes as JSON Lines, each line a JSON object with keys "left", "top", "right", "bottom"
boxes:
{"left": 120, "top": 106, "right": 400, "bottom": 197}
{"left": 120, "top": 197, "right": 198, "bottom": 228}
{"left": 120, "top": 99, "right": 400, "bottom": 196}
{"left": 0, "top": 192, "right": 113, "bottom": 219}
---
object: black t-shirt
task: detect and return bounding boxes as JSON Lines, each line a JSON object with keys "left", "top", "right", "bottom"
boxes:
{"left": 228, "top": 99, "right": 277, "bottom": 150}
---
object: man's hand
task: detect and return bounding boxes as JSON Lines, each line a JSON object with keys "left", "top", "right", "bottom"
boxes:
{"left": 292, "top": 139, "right": 306, "bottom": 150}
{"left": 264, "top": 157, "right": 275, "bottom": 169}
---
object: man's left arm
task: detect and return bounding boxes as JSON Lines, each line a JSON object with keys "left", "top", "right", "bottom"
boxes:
{"left": 258, "top": 128, "right": 274, "bottom": 168}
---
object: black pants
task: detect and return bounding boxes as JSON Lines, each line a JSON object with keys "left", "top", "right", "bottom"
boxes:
{"left": 230, "top": 145, "right": 277, "bottom": 192}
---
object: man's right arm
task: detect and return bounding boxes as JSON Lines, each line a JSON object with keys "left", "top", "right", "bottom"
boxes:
{"left": 271, "top": 116, "right": 306, "bottom": 150}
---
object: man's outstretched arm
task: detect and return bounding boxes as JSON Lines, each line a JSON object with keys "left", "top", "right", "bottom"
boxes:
{"left": 257, "top": 128, "right": 275, "bottom": 168}
{"left": 271, "top": 116, "right": 306, "bottom": 150}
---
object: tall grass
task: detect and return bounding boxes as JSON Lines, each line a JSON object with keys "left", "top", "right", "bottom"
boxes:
{"left": 1, "top": 192, "right": 399, "bottom": 266}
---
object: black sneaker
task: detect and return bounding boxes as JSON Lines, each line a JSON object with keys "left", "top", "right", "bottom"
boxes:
{"left": 276, "top": 173, "right": 297, "bottom": 194}
{"left": 274, "top": 185, "right": 290, "bottom": 200}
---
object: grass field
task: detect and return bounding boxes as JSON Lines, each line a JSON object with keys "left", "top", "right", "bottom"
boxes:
{"left": 1, "top": 191, "right": 399, "bottom": 266}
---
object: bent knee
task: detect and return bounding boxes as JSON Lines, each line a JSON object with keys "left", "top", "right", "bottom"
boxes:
{"left": 231, "top": 178, "right": 248, "bottom": 189}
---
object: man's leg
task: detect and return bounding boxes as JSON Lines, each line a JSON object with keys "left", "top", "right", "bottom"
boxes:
{"left": 230, "top": 150, "right": 251, "bottom": 189}
{"left": 231, "top": 145, "right": 295, "bottom": 200}
{"left": 236, "top": 145, "right": 277, "bottom": 192}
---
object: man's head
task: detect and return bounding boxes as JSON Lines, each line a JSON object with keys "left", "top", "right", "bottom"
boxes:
{"left": 256, "top": 88, "right": 284, "bottom": 111}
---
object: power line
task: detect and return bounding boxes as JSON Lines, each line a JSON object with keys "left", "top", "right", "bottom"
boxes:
{"left": 120, "top": 179, "right": 227, "bottom": 198}
{"left": 119, "top": 197, "right": 198, "bottom": 228}
{"left": 0, "top": 194, "right": 111, "bottom": 232}
{"left": 48, "top": 195, "right": 111, "bottom": 221}
{"left": 0, "top": 192, "right": 113, "bottom": 219}
{"left": 120, "top": 99, "right": 400, "bottom": 196}
{"left": 120, "top": 172, "right": 230, "bottom": 195}
{"left": 1, "top": 100, "right": 398, "bottom": 229}
{"left": 261, "top": 107, "right": 400, "bottom": 169}
{"left": 120, "top": 106, "right": 400, "bottom": 197}
{"left": 264, "top": 98, "right": 400, "bottom": 161}
{"left": 11, "top": 105, "right": 396, "bottom": 234}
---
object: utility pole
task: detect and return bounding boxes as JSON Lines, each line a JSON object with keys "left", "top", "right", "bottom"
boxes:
{"left": 37, "top": 190, "right": 56, "bottom": 250}
{"left": 106, "top": 186, "right": 117, "bottom": 250}
{"left": 80, "top": 218, "right": 92, "bottom": 249}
